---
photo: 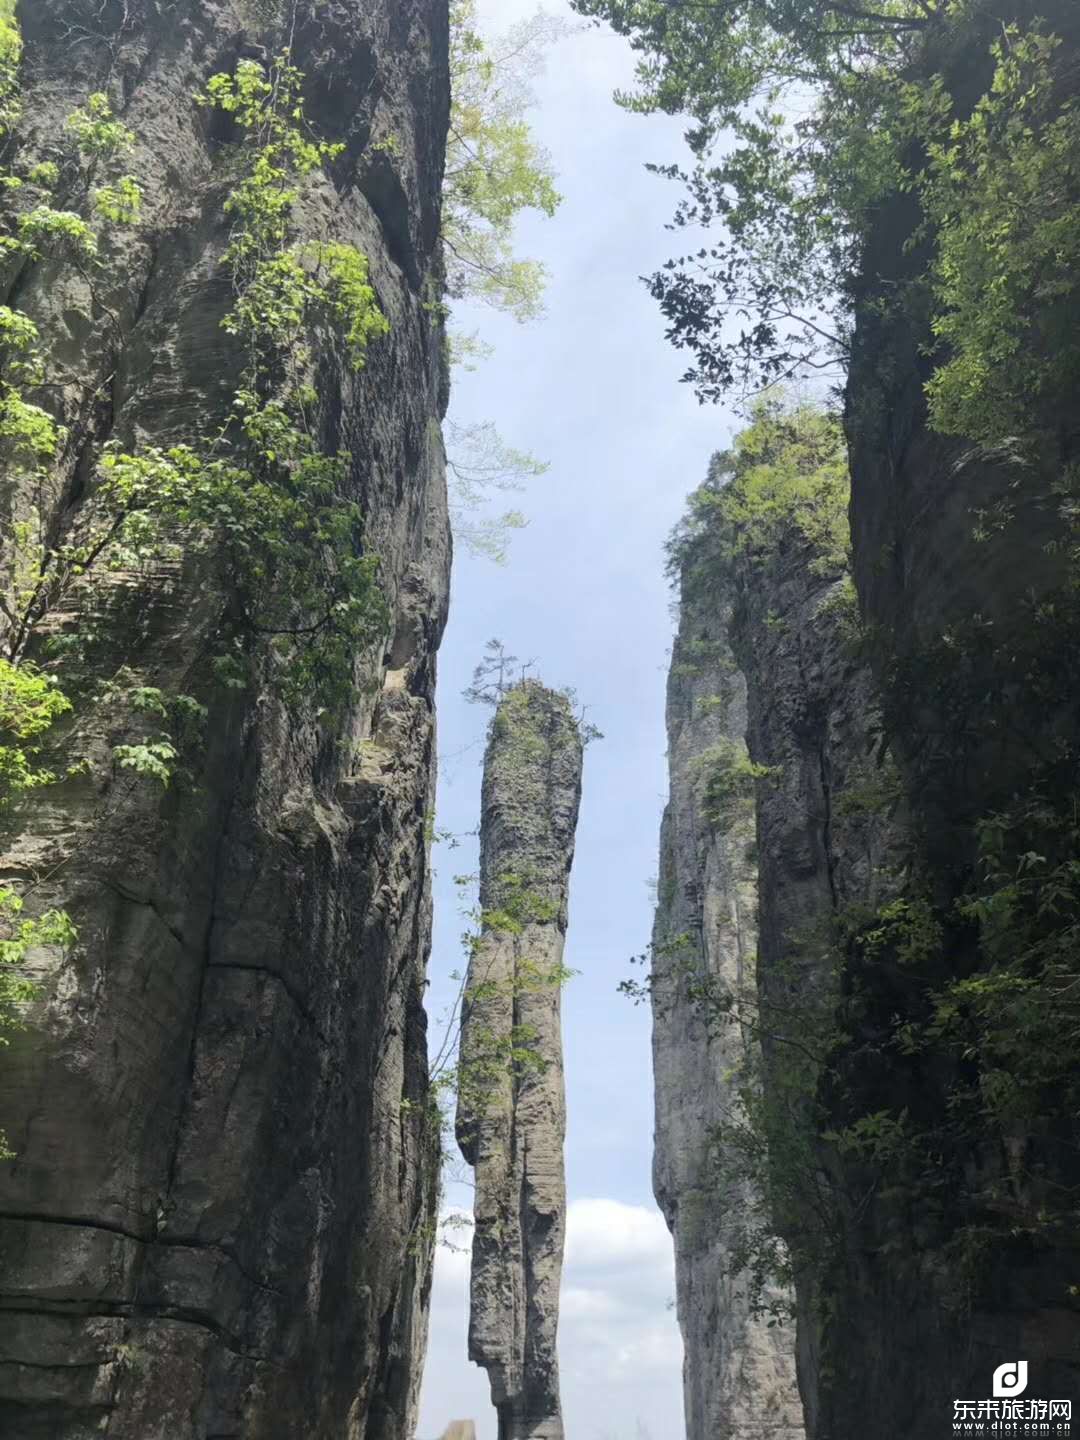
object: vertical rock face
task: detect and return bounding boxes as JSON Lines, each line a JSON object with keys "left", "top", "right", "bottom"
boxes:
{"left": 659, "top": 13, "right": 1080, "bottom": 1415}
{"left": 455, "top": 683, "right": 583, "bottom": 1440}
{"left": 798, "top": 6, "right": 1080, "bottom": 1428}
{"left": 0, "top": 2, "right": 450, "bottom": 1437}
{"left": 727, "top": 531, "right": 906, "bottom": 1439}
{"left": 664, "top": 394, "right": 1080, "bottom": 1435}
{"left": 654, "top": 552, "right": 804, "bottom": 1440}
{"left": 658, "top": 450, "right": 907, "bottom": 1440}
{"left": 662, "top": 16, "right": 1080, "bottom": 1414}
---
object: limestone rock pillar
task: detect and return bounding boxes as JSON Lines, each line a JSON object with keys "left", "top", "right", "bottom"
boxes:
{"left": 456, "top": 682, "right": 583, "bottom": 1440}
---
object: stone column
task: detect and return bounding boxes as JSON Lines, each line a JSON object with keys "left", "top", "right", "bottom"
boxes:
{"left": 456, "top": 682, "right": 583, "bottom": 1440}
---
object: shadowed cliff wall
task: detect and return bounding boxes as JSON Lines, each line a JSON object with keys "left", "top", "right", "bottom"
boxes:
{"left": 0, "top": 2, "right": 451, "bottom": 1436}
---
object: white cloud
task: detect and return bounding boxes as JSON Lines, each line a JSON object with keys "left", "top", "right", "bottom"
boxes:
{"left": 562, "top": 1284, "right": 620, "bottom": 1320}
{"left": 419, "top": 1199, "right": 682, "bottom": 1440}
{"left": 565, "top": 1196, "right": 674, "bottom": 1271}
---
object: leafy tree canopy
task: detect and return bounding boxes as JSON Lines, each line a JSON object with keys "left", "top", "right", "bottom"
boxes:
{"left": 445, "top": 0, "right": 564, "bottom": 322}
{"left": 570, "top": 0, "right": 1080, "bottom": 446}
{"left": 443, "top": 2, "right": 569, "bottom": 559}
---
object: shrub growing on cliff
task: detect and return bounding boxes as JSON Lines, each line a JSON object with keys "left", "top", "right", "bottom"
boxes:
{"left": 570, "top": 0, "right": 931, "bottom": 398}
{"left": 916, "top": 26, "right": 1080, "bottom": 442}
{"left": 669, "top": 394, "right": 850, "bottom": 590}
{"left": 445, "top": 0, "right": 562, "bottom": 321}
{"left": 0, "top": 36, "right": 394, "bottom": 1148}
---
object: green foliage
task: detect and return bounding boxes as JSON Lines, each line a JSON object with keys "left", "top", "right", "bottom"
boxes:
{"left": 0, "top": 42, "right": 391, "bottom": 1149}
{"left": 0, "top": 887, "right": 75, "bottom": 1160}
{"left": 823, "top": 1107, "right": 911, "bottom": 1164}
{"left": 670, "top": 395, "right": 850, "bottom": 594}
{"left": 0, "top": 660, "right": 70, "bottom": 799}
{"left": 0, "top": 0, "right": 20, "bottom": 138}
{"left": 93, "top": 175, "right": 142, "bottom": 225}
{"left": 482, "top": 870, "right": 561, "bottom": 934}
{"left": 637, "top": 922, "right": 842, "bottom": 1323}
{"left": 488, "top": 683, "right": 544, "bottom": 759}
{"left": 203, "top": 58, "right": 340, "bottom": 261}
{"left": 427, "top": 869, "right": 576, "bottom": 1185}
{"left": 445, "top": 419, "right": 537, "bottom": 563}
{"left": 16, "top": 205, "right": 95, "bottom": 257}
{"left": 442, "top": 2, "right": 563, "bottom": 563}
{"left": 315, "top": 243, "right": 391, "bottom": 367}
{"left": 822, "top": 570, "right": 1080, "bottom": 1288}
{"left": 193, "top": 52, "right": 391, "bottom": 703}
{"left": 571, "top": 0, "right": 935, "bottom": 398}
{"left": 65, "top": 91, "right": 136, "bottom": 159}
{"left": 100, "top": 676, "right": 206, "bottom": 784}
{"left": 111, "top": 740, "right": 179, "bottom": 786}
{"left": 571, "top": 0, "right": 1080, "bottom": 446}
{"left": 833, "top": 759, "right": 903, "bottom": 819}
{"left": 0, "top": 7, "right": 79, "bottom": 1157}
{"left": 846, "top": 895, "right": 942, "bottom": 967}
{"left": 462, "top": 636, "right": 528, "bottom": 706}
{"left": 0, "top": 657, "right": 77, "bottom": 1158}
{"left": 0, "top": 392, "right": 58, "bottom": 461}
{"left": 445, "top": 0, "right": 562, "bottom": 321}
{"left": 466, "top": 643, "right": 603, "bottom": 758}
{"left": 0, "top": 90, "right": 151, "bottom": 681}
{"left": 695, "top": 736, "right": 777, "bottom": 830}
{"left": 889, "top": 797, "right": 1080, "bottom": 1138}
{"left": 26, "top": 161, "right": 58, "bottom": 190}
{"left": 916, "top": 27, "right": 1080, "bottom": 442}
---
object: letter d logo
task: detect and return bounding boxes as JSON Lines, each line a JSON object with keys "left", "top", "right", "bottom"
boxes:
{"left": 993, "top": 1362, "right": 1028, "bottom": 1398}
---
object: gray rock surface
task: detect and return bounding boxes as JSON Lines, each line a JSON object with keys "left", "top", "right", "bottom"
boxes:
{"left": 455, "top": 683, "right": 583, "bottom": 1440}
{"left": 654, "top": 543, "right": 804, "bottom": 1440}
{"left": 809, "top": 7, "right": 1080, "bottom": 1420}
{"left": 727, "top": 529, "right": 905, "bottom": 1439}
{"left": 0, "top": 2, "right": 450, "bottom": 1436}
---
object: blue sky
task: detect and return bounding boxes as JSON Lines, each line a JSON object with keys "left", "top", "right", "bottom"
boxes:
{"left": 417, "top": 6, "right": 740, "bottom": 1436}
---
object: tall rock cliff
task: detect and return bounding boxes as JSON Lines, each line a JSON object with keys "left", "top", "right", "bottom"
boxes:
{"left": 725, "top": 507, "right": 908, "bottom": 1439}
{"left": 653, "top": 490, "right": 804, "bottom": 1440}
{"left": 812, "top": 3, "right": 1080, "bottom": 1424}
{"left": 661, "top": 10, "right": 1080, "bottom": 1407}
{"left": 455, "top": 682, "right": 583, "bottom": 1440}
{"left": 657, "top": 418, "right": 907, "bottom": 1440}
{"left": 652, "top": 3, "right": 1080, "bottom": 1424}
{"left": 0, "top": 2, "right": 450, "bottom": 1437}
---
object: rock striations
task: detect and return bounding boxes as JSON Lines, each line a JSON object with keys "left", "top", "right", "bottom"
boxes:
{"left": 656, "top": 443, "right": 903, "bottom": 1440}
{"left": 456, "top": 683, "right": 583, "bottom": 1440}
{"left": 720, "top": 508, "right": 905, "bottom": 1439}
{"left": 654, "top": 514, "right": 804, "bottom": 1440}
{"left": 662, "top": 202, "right": 1080, "bottom": 1432}
{"left": 0, "top": 2, "right": 450, "bottom": 1437}
{"left": 649, "top": 7, "right": 1080, "bottom": 1435}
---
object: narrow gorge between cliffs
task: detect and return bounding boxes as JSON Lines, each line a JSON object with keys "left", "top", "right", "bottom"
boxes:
{"left": 0, "top": 3, "right": 1078, "bottom": 1439}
